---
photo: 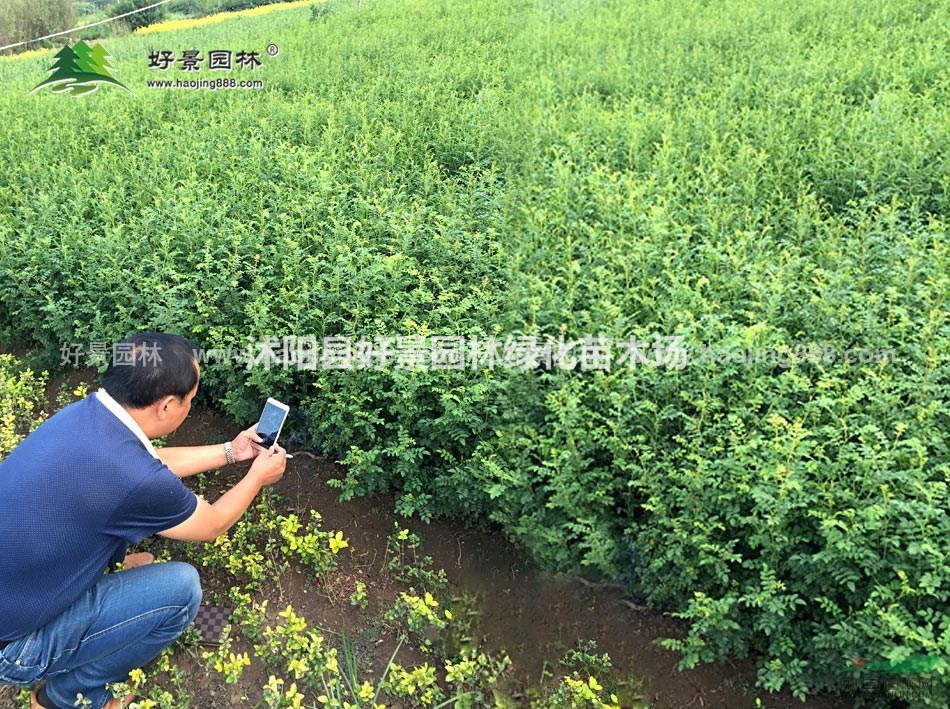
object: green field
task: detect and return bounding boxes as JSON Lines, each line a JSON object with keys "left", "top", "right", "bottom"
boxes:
{"left": 0, "top": 0, "right": 948, "bottom": 703}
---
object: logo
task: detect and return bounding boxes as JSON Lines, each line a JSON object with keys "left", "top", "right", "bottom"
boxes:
{"left": 843, "top": 654, "right": 941, "bottom": 702}
{"left": 31, "top": 41, "right": 131, "bottom": 97}
{"left": 850, "top": 655, "right": 939, "bottom": 674}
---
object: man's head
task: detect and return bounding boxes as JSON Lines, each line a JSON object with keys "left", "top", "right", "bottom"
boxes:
{"left": 102, "top": 332, "right": 200, "bottom": 437}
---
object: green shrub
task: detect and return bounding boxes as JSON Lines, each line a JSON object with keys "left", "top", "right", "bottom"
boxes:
{"left": 0, "top": 0, "right": 73, "bottom": 55}
{"left": 107, "top": 0, "right": 166, "bottom": 30}
{"left": 0, "top": 355, "right": 48, "bottom": 459}
{"left": 168, "top": 0, "right": 226, "bottom": 15}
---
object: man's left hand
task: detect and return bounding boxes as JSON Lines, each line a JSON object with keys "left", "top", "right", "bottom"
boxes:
{"left": 231, "top": 424, "right": 265, "bottom": 462}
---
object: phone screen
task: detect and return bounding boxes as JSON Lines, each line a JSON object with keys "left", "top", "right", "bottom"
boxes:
{"left": 257, "top": 400, "right": 289, "bottom": 449}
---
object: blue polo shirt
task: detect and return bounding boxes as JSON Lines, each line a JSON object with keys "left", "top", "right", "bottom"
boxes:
{"left": 0, "top": 393, "right": 197, "bottom": 641}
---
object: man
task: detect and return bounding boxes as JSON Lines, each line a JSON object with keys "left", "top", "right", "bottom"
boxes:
{"left": 0, "top": 333, "right": 287, "bottom": 709}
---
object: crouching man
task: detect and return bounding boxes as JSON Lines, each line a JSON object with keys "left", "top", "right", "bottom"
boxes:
{"left": 0, "top": 332, "right": 286, "bottom": 709}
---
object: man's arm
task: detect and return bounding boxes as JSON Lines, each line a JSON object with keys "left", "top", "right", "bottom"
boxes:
{"left": 159, "top": 445, "right": 287, "bottom": 542}
{"left": 158, "top": 425, "right": 264, "bottom": 478}
{"left": 157, "top": 444, "right": 227, "bottom": 478}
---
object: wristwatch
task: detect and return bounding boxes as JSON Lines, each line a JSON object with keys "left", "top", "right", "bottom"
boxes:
{"left": 224, "top": 441, "right": 235, "bottom": 465}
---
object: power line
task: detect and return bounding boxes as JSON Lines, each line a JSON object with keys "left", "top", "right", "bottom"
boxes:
{"left": 0, "top": 0, "right": 177, "bottom": 54}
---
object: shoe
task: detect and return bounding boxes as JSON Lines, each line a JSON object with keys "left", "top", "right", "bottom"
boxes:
{"left": 32, "top": 687, "right": 138, "bottom": 708}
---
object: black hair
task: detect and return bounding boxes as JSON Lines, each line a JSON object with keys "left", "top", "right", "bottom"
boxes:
{"left": 101, "top": 332, "right": 199, "bottom": 409}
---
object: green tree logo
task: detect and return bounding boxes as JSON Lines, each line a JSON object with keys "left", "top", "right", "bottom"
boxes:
{"left": 31, "top": 41, "right": 132, "bottom": 97}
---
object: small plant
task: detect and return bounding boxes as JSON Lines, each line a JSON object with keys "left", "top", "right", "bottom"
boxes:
{"left": 538, "top": 675, "right": 621, "bottom": 709}
{"left": 384, "top": 589, "right": 451, "bottom": 653}
{"left": 559, "top": 640, "right": 613, "bottom": 684}
{"left": 384, "top": 522, "right": 447, "bottom": 592}
{"left": 279, "top": 510, "right": 347, "bottom": 575}
{"left": 202, "top": 626, "right": 251, "bottom": 684}
{"left": 262, "top": 676, "right": 306, "bottom": 709}
{"left": 309, "top": 2, "right": 335, "bottom": 21}
{"left": 443, "top": 647, "right": 514, "bottom": 708}
{"left": 349, "top": 580, "right": 368, "bottom": 609}
{"left": 380, "top": 662, "right": 444, "bottom": 706}
{"left": 189, "top": 495, "right": 285, "bottom": 589}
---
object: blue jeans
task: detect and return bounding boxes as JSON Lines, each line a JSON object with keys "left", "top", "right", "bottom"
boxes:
{"left": 0, "top": 562, "right": 201, "bottom": 709}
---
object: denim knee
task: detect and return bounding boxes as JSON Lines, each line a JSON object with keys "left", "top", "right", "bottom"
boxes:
{"left": 164, "top": 562, "right": 202, "bottom": 625}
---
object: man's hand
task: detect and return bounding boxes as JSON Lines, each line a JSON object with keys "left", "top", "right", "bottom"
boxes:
{"left": 249, "top": 443, "right": 287, "bottom": 486}
{"left": 231, "top": 424, "right": 265, "bottom": 462}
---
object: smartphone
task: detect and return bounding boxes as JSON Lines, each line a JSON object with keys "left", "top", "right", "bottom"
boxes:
{"left": 255, "top": 397, "right": 289, "bottom": 450}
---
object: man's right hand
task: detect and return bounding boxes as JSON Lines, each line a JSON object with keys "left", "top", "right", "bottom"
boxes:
{"left": 249, "top": 444, "right": 287, "bottom": 486}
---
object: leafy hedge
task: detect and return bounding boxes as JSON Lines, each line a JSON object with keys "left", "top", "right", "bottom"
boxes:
{"left": 107, "top": 0, "right": 167, "bottom": 31}
{"left": 0, "top": 0, "right": 947, "bottom": 700}
{"left": 0, "top": 0, "right": 73, "bottom": 55}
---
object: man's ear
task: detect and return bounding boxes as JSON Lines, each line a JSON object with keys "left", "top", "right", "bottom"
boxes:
{"left": 156, "top": 395, "right": 178, "bottom": 420}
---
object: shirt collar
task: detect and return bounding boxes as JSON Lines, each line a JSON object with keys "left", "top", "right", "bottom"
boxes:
{"left": 95, "top": 389, "right": 160, "bottom": 459}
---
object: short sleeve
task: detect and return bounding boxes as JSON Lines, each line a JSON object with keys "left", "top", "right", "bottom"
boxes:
{"left": 106, "top": 463, "right": 198, "bottom": 544}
